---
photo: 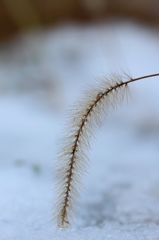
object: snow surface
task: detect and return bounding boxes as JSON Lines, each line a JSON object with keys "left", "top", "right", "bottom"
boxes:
{"left": 0, "top": 22, "right": 159, "bottom": 239}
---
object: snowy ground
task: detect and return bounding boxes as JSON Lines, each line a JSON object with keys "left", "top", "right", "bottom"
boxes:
{"left": 0, "top": 21, "right": 159, "bottom": 239}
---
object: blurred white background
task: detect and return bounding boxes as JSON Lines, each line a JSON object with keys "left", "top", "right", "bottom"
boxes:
{"left": 0, "top": 21, "right": 159, "bottom": 239}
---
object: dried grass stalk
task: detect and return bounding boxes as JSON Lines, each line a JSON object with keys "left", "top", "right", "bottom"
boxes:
{"left": 53, "top": 72, "right": 159, "bottom": 229}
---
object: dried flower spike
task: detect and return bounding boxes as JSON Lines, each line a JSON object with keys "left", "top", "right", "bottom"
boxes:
{"left": 53, "top": 72, "right": 159, "bottom": 229}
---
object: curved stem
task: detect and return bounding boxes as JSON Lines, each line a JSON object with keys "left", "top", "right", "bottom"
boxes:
{"left": 126, "top": 73, "right": 159, "bottom": 84}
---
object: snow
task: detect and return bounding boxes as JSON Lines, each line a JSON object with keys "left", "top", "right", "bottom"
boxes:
{"left": 0, "top": 21, "right": 159, "bottom": 239}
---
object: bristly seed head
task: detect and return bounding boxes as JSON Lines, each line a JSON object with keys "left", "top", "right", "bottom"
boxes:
{"left": 53, "top": 72, "right": 159, "bottom": 229}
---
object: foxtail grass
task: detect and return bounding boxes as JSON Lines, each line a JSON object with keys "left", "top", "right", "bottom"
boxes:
{"left": 53, "top": 72, "right": 159, "bottom": 229}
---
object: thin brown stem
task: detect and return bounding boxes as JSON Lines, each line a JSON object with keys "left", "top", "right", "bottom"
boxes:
{"left": 125, "top": 73, "right": 159, "bottom": 84}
